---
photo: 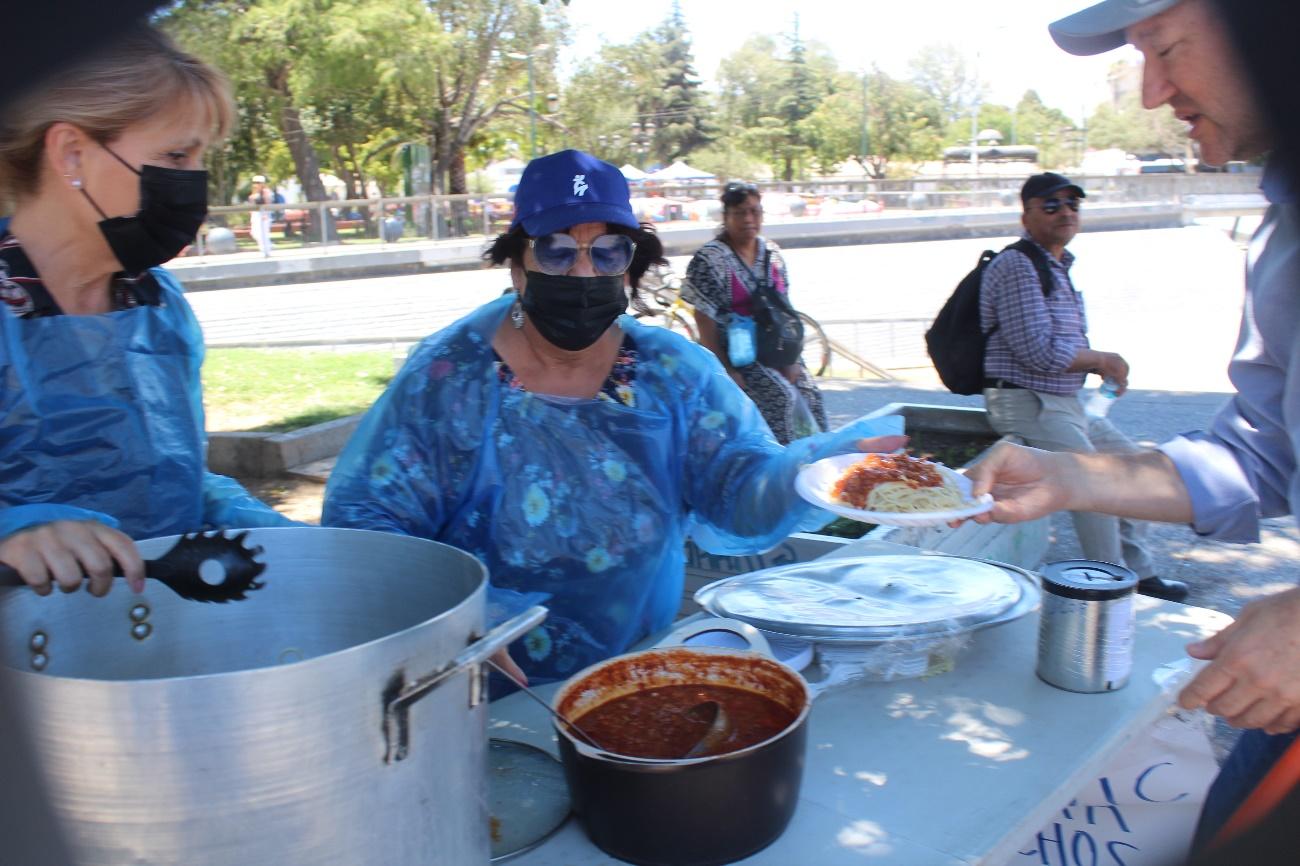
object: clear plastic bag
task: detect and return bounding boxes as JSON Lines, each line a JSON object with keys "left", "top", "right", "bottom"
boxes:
{"left": 791, "top": 391, "right": 820, "bottom": 440}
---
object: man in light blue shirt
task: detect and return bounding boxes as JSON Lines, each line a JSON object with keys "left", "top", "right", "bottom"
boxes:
{"left": 964, "top": 0, "right": 1297, "bottom": 851}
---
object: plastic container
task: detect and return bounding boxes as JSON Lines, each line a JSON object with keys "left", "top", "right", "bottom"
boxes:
{"left": 1084, "top": 378, "right": 1120, "bottom": 418}
{"left": 726, "top": 315, "right": 757, "bottom": 367}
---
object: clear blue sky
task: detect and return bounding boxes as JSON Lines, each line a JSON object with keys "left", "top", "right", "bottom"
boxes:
{"left": 560, "top": 0, "right": 1143, "bottom": 125}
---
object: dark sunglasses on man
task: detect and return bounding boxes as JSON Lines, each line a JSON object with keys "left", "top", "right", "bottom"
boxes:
{"left": 1033, "top": 197, "right": 1082, "bottom": 215}
{"left": 724, "top": 181, "right": 759, "bottom": 196}
{"left": 529, "top": 231, "right": 637, "bottom": 276}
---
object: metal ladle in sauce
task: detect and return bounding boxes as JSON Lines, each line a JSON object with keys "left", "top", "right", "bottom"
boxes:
{"left": 486, "top": 658, "right": 605, "bottom": 751}
{"left": 682, "top": 700, "right": 731, "bottom": 759}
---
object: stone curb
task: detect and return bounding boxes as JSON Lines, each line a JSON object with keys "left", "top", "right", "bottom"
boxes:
{"left": 208, "top": 414, "right": 361, "bottom": 478}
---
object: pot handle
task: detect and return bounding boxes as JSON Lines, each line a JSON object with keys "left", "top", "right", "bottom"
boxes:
{"left": 383, "top": 605, "right": 547, "bottom": 764}
{"left": 655, "top": 617, "right": 775, "bottom": 660}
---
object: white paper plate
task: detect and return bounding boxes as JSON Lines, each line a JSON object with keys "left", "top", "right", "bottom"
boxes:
{"left": 795, "top": 453, "right": 994, "bottom": 528}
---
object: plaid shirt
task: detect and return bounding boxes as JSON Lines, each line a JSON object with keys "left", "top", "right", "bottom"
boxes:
{"left": 979, "top": 236, "right": 1088, "bottom": 395}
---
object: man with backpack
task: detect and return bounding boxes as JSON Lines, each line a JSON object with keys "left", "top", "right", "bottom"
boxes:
{"left": 979, "top": 172, "right": 1188, "bottom": 602}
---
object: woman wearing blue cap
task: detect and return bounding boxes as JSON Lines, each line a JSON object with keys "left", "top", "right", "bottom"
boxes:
{"left": 323, "top": 149, "right": 903, "bottom": 686}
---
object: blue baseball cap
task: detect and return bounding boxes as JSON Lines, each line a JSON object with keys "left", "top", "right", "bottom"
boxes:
{"left": 1049, "top": 0, "right": 1183, "bottom": 56}
{"left": 510, "top": 149, "right": 639, "bottom": 237}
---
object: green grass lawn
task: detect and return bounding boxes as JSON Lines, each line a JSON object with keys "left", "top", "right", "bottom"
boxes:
{"left": 202, "top": 348, "right": 395, "bottom": 433}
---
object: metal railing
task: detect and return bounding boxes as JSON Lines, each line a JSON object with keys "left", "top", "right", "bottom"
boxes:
{"left": 189, "top": 173, "right": 1266, "bottom": 259}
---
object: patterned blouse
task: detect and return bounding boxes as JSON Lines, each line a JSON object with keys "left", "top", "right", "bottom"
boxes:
{"left": 495, "top": 335, "right": 640, "bottom": 408}
{"left": 682, "top": 236, "right": 792, "bottom": 324}
{"left": 0, "top": 230, "right": 161, "bottom": 318}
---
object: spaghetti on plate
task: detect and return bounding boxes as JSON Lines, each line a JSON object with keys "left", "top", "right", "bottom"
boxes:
{"left": 831, "top": 453, "right": 965, "bottom": 513}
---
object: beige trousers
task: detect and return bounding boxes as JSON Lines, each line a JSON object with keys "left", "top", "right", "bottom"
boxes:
{"left": 983, "top": 387, "right": 1155, "bottom": 578}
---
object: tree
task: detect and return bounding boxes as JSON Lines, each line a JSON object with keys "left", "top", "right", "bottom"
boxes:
{"left": 908, "top": 43, "right": 984, "bottom": 126}
{"left": 771, "top": 15, "right": 821, "bottom": 181}
{"left": 1087, "top": 92, "right": 1190, "bottom": 159}
{"left": 562, "top": 35, "right": 665, "bottom": 167}
{"left": 715, "top": 35, "right": 786, "bottom": 133}
{"left": 378, "top": 0, "right": 564, "bottom": 204}
{"left": 862, "top": 70, "right": 944, "bottom": 177}
{"left": 650, "top": 1, "right": 714, "bottom": 162}
{"left": 165, "top": 0, "right": 334, "bottom": 212}
{"left": 1014, "top": 90, "right": 1078, "bottom": 169}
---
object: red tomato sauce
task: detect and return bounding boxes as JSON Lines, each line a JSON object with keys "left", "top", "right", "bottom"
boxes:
{"left": 832, "top": 453, "right": 943, "bottom": 509}
{"left": 573, "top": 684, "right": 797, "bottom": 760}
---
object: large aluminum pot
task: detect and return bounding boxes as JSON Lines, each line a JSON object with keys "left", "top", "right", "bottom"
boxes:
{"left": 0, "top": 526, "right": 545, "bottom": 866}
{"left": 553, "top": 623, "right": 811, "bottom": 866}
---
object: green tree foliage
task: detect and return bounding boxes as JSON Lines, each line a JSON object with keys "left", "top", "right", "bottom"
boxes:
{"left": 651, "top": 1, "right": 714, "bottom": 162}
{"left": 378, "top": 0, "right": 565, "bottom": 197}
{"left": 164, "top": 1, "right": 1092, "bottom": 197}
{"left": 163, "top": 0, "right": 420, "bottom": 211}
{"left": 908, "top": 43, "right": 983, "bottom": 125}
{"left": 562, "top": 35, "right": 667, "bottom": 167}
{"left": 861, "top": 70, "right": 944, "bottom": 177}
{"left": 1012, "top": 90, "right": 1078, "bottom": 169}
{"left": 771, "top": 16, "right": 821, "bottom": 181}
{"left": 1087, "top": 97, "right": 1189, "bottom": 159}
{"left": 714, "top": 24, "right": 839, "bottom": 181}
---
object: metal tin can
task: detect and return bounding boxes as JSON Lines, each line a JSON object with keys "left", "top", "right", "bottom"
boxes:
{"left": 1036, "top": 560, "right": 1138, "bottom": 693}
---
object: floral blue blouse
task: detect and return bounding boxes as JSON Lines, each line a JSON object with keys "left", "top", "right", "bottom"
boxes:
{"left": 323, "top": 294, "right": 899, "bottom": 684}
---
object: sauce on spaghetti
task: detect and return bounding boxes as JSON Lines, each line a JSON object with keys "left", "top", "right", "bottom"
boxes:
{"left": 832, "top": 453, "right": 946, "bottom": 509}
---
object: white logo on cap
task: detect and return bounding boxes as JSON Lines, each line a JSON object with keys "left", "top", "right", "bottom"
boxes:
{"left": 572, "top": 174, "right": 588, "bottom": 196}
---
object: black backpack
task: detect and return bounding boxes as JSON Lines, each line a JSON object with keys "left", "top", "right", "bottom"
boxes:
{"left": 925, "top": 239, "right": 1054, "bottom": 395}
{"left": 749, "top": 250, "right": 805, "bottom": 367}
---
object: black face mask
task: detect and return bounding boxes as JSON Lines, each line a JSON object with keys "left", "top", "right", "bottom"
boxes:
{"left": 520, "top": 271, "right": 627, "bottom": 352}
{"left": 80, "top": 145, "right": 209, "bottom": 274}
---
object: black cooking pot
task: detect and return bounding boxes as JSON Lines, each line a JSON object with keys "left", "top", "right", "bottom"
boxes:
{"left": 552, "top": 637, "right": 810, "bottom": 866}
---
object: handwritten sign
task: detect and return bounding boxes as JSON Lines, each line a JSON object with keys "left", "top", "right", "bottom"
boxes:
{"left": 1008, "top": 710, "right": 1218, "bottom": 866}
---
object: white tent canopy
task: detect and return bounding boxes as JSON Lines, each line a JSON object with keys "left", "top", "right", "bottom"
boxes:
{"left": 646, "top": 160, "right": 716, "bottom": 181}
{"left": 619, "top": 163, "right": 648, "bottom": 180}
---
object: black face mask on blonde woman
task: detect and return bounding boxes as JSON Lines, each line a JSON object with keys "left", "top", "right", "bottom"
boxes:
{"left": 79, "top": 144, "right": 209, "bottom": 274}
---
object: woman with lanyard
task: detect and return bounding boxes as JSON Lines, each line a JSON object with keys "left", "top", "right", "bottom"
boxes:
{"left": 324, "top": 150, "right": 903, "bottom": 688}
{"left": 683, "top": 181, "right": 828, "bottom": 445}
{"left": 0, "top": 25, "right": 295, "bottom": 597}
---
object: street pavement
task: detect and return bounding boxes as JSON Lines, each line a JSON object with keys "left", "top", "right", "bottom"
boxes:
{"left": 187, "top": 224, "right": 1247, "bottom": 393}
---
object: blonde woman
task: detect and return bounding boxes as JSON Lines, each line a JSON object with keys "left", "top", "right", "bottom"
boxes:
{"left": 0, "top": 25, "right": 294, "bottom": 596}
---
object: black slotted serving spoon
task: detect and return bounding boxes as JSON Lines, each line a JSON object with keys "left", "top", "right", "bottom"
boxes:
{"left": 0, "top": 530, "right": 267, "bottom": 603}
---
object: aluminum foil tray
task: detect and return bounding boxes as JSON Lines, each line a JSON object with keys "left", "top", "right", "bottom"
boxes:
{"left": 694, "top": 554, "right": 1041, "bottom": 644}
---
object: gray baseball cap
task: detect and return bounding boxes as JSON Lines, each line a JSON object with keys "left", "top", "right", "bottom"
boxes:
{"left": 1049, "top": 0, "right": 1182, "bottom": 55}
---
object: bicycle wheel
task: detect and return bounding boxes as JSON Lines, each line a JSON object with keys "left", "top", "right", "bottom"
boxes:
{"left": 799, "top": 312, "right": 831, "bottom": 377}
{"left": 634, "top": 310, "right": 697, "bottom": 342}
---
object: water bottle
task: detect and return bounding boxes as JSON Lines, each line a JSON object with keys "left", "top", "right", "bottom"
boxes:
{"left": 726, "top": 314, "right": 757, "bottom": 367}
{"left": 1084, "top": 378, "right": 1120, "bottom": 418}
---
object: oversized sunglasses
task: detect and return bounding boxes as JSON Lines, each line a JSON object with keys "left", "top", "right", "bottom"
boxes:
{"left": 529, "top": 232, "right": 637, "bottom": 276}
{"left": 1035, "top": 197, "right": 1082, "bottom": 215}
{"left": 724, "top": 181, "right": 759, "bottom": 196}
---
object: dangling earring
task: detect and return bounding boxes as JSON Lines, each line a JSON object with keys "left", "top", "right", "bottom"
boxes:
{"left": 66, "top": 174, "right": 82, "bottom": 189}
{"left": 511, "top": 296, "right": 525, "bottom": 329}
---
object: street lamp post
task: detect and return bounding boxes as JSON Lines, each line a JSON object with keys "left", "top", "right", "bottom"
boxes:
{"left": 506, "top": 44, "right": 550, "bottom": 159}
{"left": 630, "top": 120, "right": 656, "bottom": 168}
